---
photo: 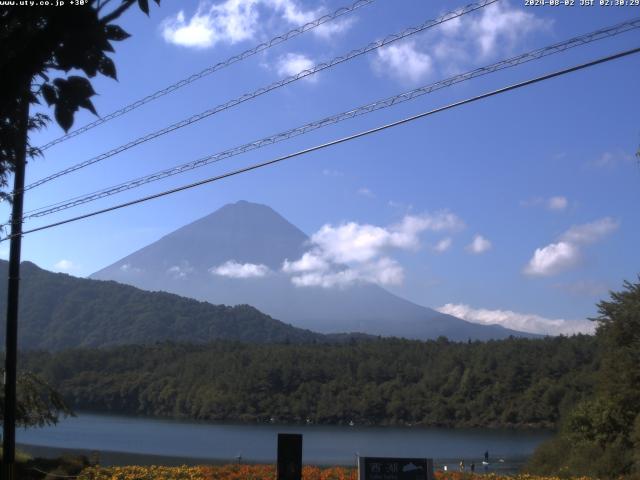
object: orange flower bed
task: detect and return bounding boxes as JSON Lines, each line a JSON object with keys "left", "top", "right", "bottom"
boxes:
{"left": 79, "top": 464, "right": 595, "bottom": 480}
{"left": 78, "top": 464, "right": 358, "bottom": 480}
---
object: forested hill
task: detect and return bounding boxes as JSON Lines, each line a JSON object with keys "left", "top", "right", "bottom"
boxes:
{"left": 0, "top": 260, "right": 340, "bottom": 349}
{"left": 22, "top": 335, "right": 598, "bottom": 429}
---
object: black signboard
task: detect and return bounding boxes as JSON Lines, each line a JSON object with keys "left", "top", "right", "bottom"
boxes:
{"left": 277, "top": 433, "right": 303, "bottom": 480}
{"left": 358, "top": 457, "right": 434, "bottom": 480}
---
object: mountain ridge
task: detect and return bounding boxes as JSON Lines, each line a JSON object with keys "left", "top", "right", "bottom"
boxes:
{"left": 0, "top": 260, "right": 369, "bottom": 350}
{"left": 92, "top": 200, "right": 537, "bottom": 341}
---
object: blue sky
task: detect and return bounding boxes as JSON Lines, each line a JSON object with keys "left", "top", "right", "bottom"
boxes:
{"left": 3, "top": 0, "right": 639, "bottom": 335}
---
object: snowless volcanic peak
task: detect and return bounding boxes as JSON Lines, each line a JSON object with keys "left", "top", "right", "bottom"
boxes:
{"left": 92, "top": 200, "right": 536, "bottom": 341}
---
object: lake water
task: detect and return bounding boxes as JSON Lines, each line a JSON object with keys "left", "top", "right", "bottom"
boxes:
{"left": 17, "top": 413, "right": 552, "bottom": 470}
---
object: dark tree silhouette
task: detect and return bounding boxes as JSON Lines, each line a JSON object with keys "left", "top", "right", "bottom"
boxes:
{"left": 0, "top": 3, "right": 159, "bottom": 474}
{"left": 0, "top": 0, "right": 159, "bottom": 198}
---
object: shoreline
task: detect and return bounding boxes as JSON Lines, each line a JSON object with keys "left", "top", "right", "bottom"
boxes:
{"left": 18, "top": 412, "right": 547, "bottom": 472}
{"left": 17, "top": 443, "right": 530, "bottom": 473}
{"left": 65, "top": 409, "right": 556, "bottom": 432}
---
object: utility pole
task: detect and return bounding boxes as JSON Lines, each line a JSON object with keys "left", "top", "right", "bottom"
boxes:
{"left": 2, "top": 87, "right": 30, "bottom": 480}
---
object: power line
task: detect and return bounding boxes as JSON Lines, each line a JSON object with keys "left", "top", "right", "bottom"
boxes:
{"left": 19, "top": 18, "right": 640, "bottom": 221}
{"left": 36, "top": 0, "right": 376, "bottom": 152}
{"left": 4, "top": 46, "right": 638, "bottom": 242}
{"left": 20, "top": 0, "right": 498, "bottom": 194}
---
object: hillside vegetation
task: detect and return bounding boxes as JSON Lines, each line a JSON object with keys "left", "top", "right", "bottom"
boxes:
{"left": 0, "top": 261, "right": 334, "bottom": 349}
{"left": 22, "top": 335, "right": 597, "bottom": 429}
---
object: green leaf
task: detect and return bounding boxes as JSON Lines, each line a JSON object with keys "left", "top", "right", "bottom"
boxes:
{"left": 51, "top": 76, "right": 98, "bottom": 129}
{"left": 41, "top": 84, "right": 57, "bottom": 106}
{"left": 79, "top": 51, "right": 100, "bottom": 77}
{"left": 137, "top": 0, "right": 149, "bottom": 15}
{"left": 54, "top": 105, "right": 75, "bottom": 132}
{"left": 78, "top": 98, "right": 98, "bottom": 116}
{"left": 98, "top": 56, "right": 117, "bottom": 80}
{"left": 105, "top": 24, "right": 131, "bottom": 41}
{"left": 65, "top": 76, "right": 96, "bottom": 98}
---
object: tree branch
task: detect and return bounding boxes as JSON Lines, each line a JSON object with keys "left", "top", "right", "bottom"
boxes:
{"left": 99, "top": 0, "right": 136, "bottom": 24}
{"left": 97, "top": 0, "right": 115, "bottom": 13}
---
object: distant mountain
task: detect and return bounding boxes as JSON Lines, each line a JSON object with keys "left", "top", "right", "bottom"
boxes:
{"left": 92, "top": 200, "right": 534, "bottom": 341}
{"left": 0, "top": 260, "right": 338, "bottom": 350}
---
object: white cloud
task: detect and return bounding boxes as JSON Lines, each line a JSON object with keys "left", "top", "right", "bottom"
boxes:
{"left": 167, "top": 263, "right": 194, "bottom": 279}
{"left": 119, "top": 263, "right": 142, "bottom": 274}
{"left": 162, "top": 0, "right": 260, "bottom": 48}
{"left": 276, "top": 52, "right": 317, "bottom": 82}
{"left": 211, "top": 260, "right": 269, "bottom": 278}
{"left": 291, "top": 257, "right": 404, "bottom": 289}
{"left": 357, "top": 187, "right": 374, "bottom": 198}
{"left": 53, "top": 259, "right": 76, "bottom": 272}
{"left": 466, "top": 235, "right": 491, "bottom": 254}
{"left": 310, "top": 222, "right": 401, "bottom": 264}
{"left": 521, "top": 195, "right": 569, "bottom": 212}
{"left": 162, "top": 11, "right": 215, "bottom": 48}
{"left": 524, "top": 217, "right": 619, "bottom": 276}
{"left": 268, "top": 0, "right": 355, "bottom": 37}
{"left": 269, "top": 0, "right": 356, "bottom": 38}
{"left": 162, "top": 0, "right": 354, "bottom": 49}
{"left": 282, "top": 251, "right": 329, "bottom": 273}
{"left": 432, "top": 237, "right": 452, "bottom": 253}
{"left": 560, "top": 217, "right": 619, "bottom": 245}
{"left": 398, "top": 212, "right": 465, "bottom": 235}
{"left": 283, "top": 212, "right": 464, "bottom": 288}
{"left": 310, "top": 212, "right": 463, "bottom": 264}
{"left": 313, "top": 17, "right": 355, "bottom": 39}
{"left": 437, "top": 303, "right": 595, "bottom": 336}
{"left": 269, "top": 0, "right": 314, "bottom": 24}
{"left": 375, "top": 41, "right": 433, "bottom": 83}
{"left": 383, "top": 2, "right": 548, "bottom": 82}
{"left": 524, "top": 241, "right": 579, "bottom": 277}
{"left": 548, "top": 196, "right": 568, "bottom": 211}
{"left": 467, "top": 2, "right": 547, "bottom": 57}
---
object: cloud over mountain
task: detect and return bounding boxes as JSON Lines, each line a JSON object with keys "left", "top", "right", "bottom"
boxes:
{"left": 211, "top": 260, "right": 270, "bottom": 278}
{"left": 437, "top": 303, "right": 594, "bottom": 335}
{"left": 282, "top": 212, "right": 464, "bottom": 288}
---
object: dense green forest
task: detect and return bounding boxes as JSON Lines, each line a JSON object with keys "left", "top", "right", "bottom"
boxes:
{"left": 21, "top": 335, "right": 597, "bottom": 429}
{"left": 0, "top": 261, "right": 363, "bottom": 349}
{"left": 527, "top": 279, "right": 640, "bottom": 478}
